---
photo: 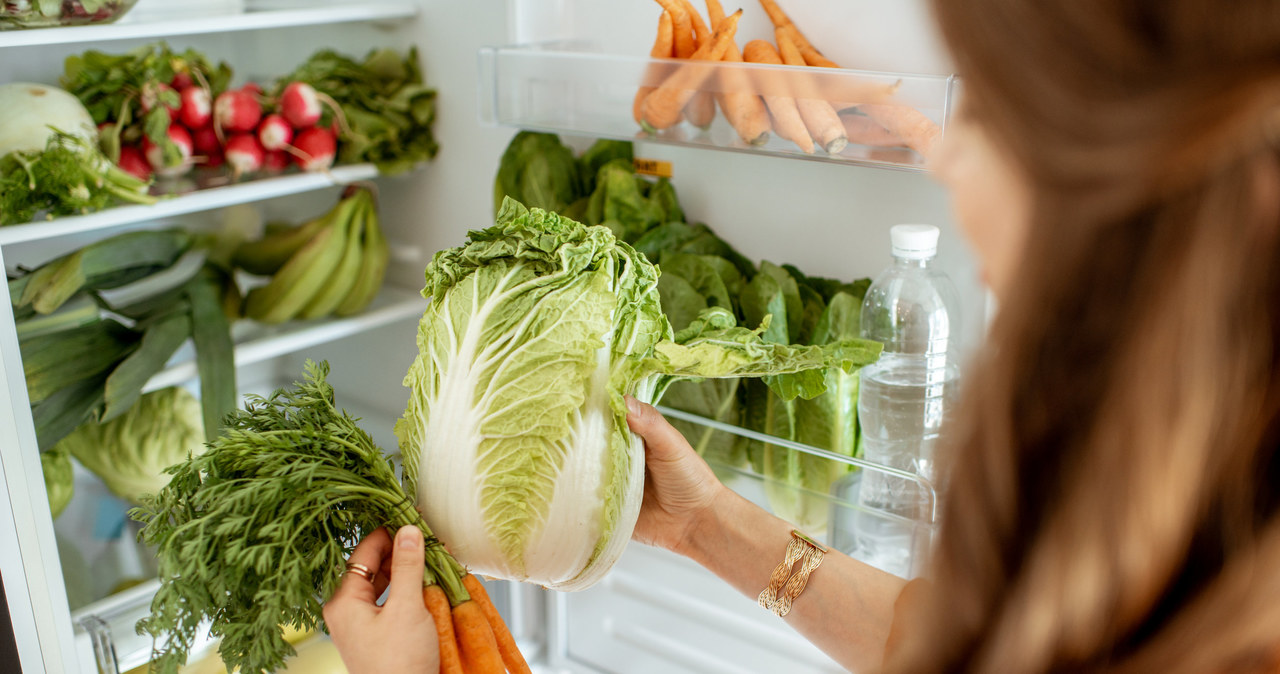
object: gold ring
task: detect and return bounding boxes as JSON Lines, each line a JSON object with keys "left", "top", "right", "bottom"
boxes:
{"left": 345, "top": 562, "right": 375, "bottom": 583}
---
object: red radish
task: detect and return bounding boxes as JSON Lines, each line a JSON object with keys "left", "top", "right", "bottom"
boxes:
{"left": 141, "top": 82, "right": 180, "bottom": 122}
{"left": 291, "top": 126, "right": 337, "bottom": 171}
{"left": 241, "top": 81, "right": 264, "bottom": 97}
{"left": 214, "top": 90, "right": 262, "bottom": 133}
{"left": 178, "top": 87, "right": 212, "bottom": 129}
{"left": 224, "top": 133, "right": 266, "bottom": 178}
{"left": 170, "top": 72, "right": 194, "bottom": 91}
{"left": 279, "top": 81, "right": 323, "bottom": 129}
{"left": 191, "top": 126, "right": 221, "bottom": 156}
{"left": 117, "top": 146, "right": 152, "bottom": 181}
{"left": 144, "top": 125, "right": 194, "bottom": 177}
{"left": 204, "top": 149, "right": 226, "bottom": 169}
{"left": 257, "top": 114, "right": 293, "bottom": 151}
{"left": 263, "top": 150, "right": 290, "bottom": 173}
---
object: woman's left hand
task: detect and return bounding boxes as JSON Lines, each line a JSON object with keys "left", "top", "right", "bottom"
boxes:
{"left": 324, "top": 526, "right": 440, "bottom": 674}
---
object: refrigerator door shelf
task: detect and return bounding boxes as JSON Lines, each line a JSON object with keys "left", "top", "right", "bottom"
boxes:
{"left": 479, "top": 43, "right": 954, "bottom": 173}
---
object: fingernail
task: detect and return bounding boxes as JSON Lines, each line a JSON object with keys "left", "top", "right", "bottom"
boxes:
{"left": 626, "top": 395, "right": 641, "bottom": 415}
{"left": 398, "top": 526, "right": 421, "bottom": 549}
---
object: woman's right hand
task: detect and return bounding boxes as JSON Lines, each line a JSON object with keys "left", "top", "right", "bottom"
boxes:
{"left": 625, "top": 396, "right": 726, "bottom": 556}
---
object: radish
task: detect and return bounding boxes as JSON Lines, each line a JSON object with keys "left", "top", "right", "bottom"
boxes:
{"left": 141, "top": 82, "right": 180, "bottom": 122}
{"left": 214, "top": 90, "right": 262, "bottom": 133}
{"left": 291, "top": 126, "right": 336, "bottom": 171}
{"left": 257, "top": 114, "right": 293, "bottom": 151}
{"left": 178, "top": 87, "right": 212, "bottom": 129}
{"left": 191, "top": 126, "right": 221, "bottom": 156}
{"left": 170, "top": 72, "right": 194, "bottom": 91}
{"left": 263, "top": 150, "right": 290, "bottom": 174}
{"left": 279, "top": 81, "right": 323, "bottom": 129}
{"left": 117, "top": 146, "right": 152, "bottom": 181}
{"left": 225, "top": 133, "right": 266, "bottom": 178}
{"left": 144, "top": 124, "right": 194, "bottom": 177}
{"left": 241, "top": 81, "right": 264, "bottom": 97}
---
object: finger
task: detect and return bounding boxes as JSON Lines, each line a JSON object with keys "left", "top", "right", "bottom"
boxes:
{"left": 626, "top": 396, "right": 695, "bottom": 460}
{"left": 330, "top": 527, "right": 393, "bottom": 607}
{"left": 383, "top": 525, "right": 428, "bottom": 613}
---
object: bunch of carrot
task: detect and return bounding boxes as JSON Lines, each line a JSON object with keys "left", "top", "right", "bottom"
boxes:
{"left": 633, "top": 0, "right": 942, "bottom": 159}
{"left": 423, "top": 564, "right": 531, "bottom": 674}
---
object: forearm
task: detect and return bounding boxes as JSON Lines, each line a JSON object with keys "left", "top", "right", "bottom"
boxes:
{"left": 679, "top": 486, "right": 906, "bottom": 672}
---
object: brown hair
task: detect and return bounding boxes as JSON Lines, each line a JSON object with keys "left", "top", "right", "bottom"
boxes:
{"left": 886, "top": 1, "right": 1280, "bottom": 672}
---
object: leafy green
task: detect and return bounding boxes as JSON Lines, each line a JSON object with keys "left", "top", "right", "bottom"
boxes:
{"left": 58, "top": 387, "right": 204, "bottom": 505}
{"left": 278, "top": 48, "right": 438, "bottom": 175}
{"left": 41, "top": 447, "right": 74, "bottom": 519}
{"left": 395, "top": 199, "right": 880, "bottom": 591}
{"left": 0, "top": 132, "right": 155, "bottom": 226}
{"left": 493, "top": 131, "right": 584, "bottom": 216}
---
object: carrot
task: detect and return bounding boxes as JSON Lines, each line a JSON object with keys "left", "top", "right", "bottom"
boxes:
{"left": 654, "top": 0, "right": 695, "bottom": 58}
{"left": 855, "top": 103, "right": 943, "bottom": 158}
{"left": 706, "top": 0, "right": 770, "bottom": 145}
{"left": 463, "top": 574, "right": 532, "bottom": 674}
{"left": 758, "top": 0, "right": 824, "bottom": 58}
{"left": 741, "top": 39, "right": 813, "bottom": 153}
{"left": 641, "top": 9, "right": 743, "bottom": 130}
{"left": 452, "top": 600, "right": 505, "bottom": 674}
{"left": 781, "top": 24, "right": 839, "bottom": 68}
{"left": 678, "top": 0, "right": 716, "bottom": 129}
{"left": 776, "top": 28, "right": 847, "bottom": 154}
{"left": 634, "top": 11, "right": 676, "bottom": 125}
{"left": 424, "top": 584, "right": 464, "bottom": 674}
{"left": 840, "top": 113, "right": 907, "bottom": 147}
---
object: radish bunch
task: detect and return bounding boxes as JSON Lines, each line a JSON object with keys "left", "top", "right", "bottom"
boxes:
{"left": 117, "top": 79, "right": 339, "bottom": 182}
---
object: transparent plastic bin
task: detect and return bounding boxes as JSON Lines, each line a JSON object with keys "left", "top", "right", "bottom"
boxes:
{"left": 479, "top": 41, "right": 955, "bottom": 172}
{"left": 657, "top": 406, "right": 938, "bottom": 578}
{"left": 0, "top": 0, "right": 140, "bottom": 29}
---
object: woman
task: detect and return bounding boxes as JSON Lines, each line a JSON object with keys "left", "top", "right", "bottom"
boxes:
{"left": 325, "top": 0, "right": 1280, "bottom": 671}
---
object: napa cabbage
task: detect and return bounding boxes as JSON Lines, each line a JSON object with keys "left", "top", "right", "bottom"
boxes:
{"left": 396, "top": 199, "right": 881, "bottom": 590}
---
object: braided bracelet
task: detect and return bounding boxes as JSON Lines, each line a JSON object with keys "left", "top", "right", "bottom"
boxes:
{"left": 758, "top": 530, "right": 828, "bottom": 617}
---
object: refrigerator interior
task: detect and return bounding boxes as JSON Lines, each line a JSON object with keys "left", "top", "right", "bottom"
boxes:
{"left": 0, "top": 0, "right": 980, "bottom": 672}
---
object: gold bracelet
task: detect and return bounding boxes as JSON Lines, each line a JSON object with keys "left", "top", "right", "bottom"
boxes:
{"left": 758, "top": 530, "right": 828, "bottom": 617}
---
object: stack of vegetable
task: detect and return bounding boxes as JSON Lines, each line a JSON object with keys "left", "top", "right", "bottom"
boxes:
{"left": 633, "top": 0, "right": 942, "bottom": 159}
{"left": 134, "top": 362, "right": 530, "bottom": 674}
{"left": 232, "top": 185, "right": 389, "bottom": 324}
{"left": 61, "top": 43, "right": 438, "bottom": 184}
{"left": 494, "top": 132, "right": 878, "bottom": 533}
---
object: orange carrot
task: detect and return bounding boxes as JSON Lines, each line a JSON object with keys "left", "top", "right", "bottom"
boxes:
{"left": 424, "top": 585, "right": 464, "bottom": 674}
{"left": 452, "top": 600, "right": 505, "bottom": 674}
{"left": 707, "top": 0, "right": 770, "bottom": 145}
{"left": 758, "top": 0, "right": 824, "bottom": 57}
{"left": 634, "top": 11, "right": 676, "bottom": 125}
{"left": 642, "top": 9, "right": 743, "bottom": 130}
{"left": 742, "top": 39, "right": 813, "bottom": 153}
{"left": 654, "top": 0, "right": 695, "bottom": 58}
{"left": 776, "top": 28, "right": 847, "bottom": 154}
{"left": 781, "top": 24, "right": 839, "bottom": 68}
{"left": 678, "top": 0, "right": 716, "bottom": 129}
{"left": 855, "top": 103, "right": 943, "bottom": 158}
{"left": 463, "top": 574, "right": 531, "bottom": 674}
{"left": 840, "top": 113, "right": 907, "bottom": 147}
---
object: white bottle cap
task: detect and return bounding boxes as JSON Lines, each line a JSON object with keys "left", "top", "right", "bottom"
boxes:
{"left": 890, "top": 224, "right": 939, "bottom": 259}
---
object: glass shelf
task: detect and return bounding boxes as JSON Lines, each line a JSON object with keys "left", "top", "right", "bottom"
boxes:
{"left": 0, "top": 0, "right": 417, "bottom": 49}
{"left": 480, "top": 42, "right": 955, "bottom": 172}
{"left": 0, "top": 164, "right": 378, "bottom": 247}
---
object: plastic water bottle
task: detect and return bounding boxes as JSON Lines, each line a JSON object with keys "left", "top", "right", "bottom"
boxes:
{"left": 852, "top": 224, "right": 961, "bottom": 578}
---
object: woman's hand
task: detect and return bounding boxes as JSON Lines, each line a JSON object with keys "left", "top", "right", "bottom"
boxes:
{"left": 626, "top": 396, "right": 727, "bottom": 557}
{"left": 324, "top": 526, "right": 440, "bottom": 674}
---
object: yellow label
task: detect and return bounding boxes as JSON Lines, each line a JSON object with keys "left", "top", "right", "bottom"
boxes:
{"left": 633, "top": 158, "right": 673, "bottom": 178}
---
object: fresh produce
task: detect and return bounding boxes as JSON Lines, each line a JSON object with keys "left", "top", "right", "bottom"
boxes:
{"left": 395, "top": 198, "right": 881, "bottom": 589}
{"left": 0, "top": 83, "right": 97, "bottom": 156}
{"left": 11, "top": 229, "right": 236, "bottom": 449}
{"left": 133, "top": 362, "right": 529, "bottom": 674}
{"left": 0, "top": 132, "right": 156, "bottom": 226}
{"left": 276, "top": 47, "right": 438, "bottom": 174}
{"left": 775, "top": 30, "right": 847, "bottom": 154}
{"left": 706, "top": 0, "right": 771, "bottom": 145}
{"left": 236, "top": 185, "right": 388, "bottom": 322}
{"left": 742, "top": 40, "right": 814, "bottom": 153}
{"left": 213, "top": 88, "right": 262, "bottom": 133}
{"left": 41, "top": 447, "right": 74, "bottom": 519}
{"left": 1, "top": 0, "right": 136, "bottom": 28}
{"left": 639, "top": 9, "right": 742, "bottom": 131}
{"left": 56, "top": 387, "right": 204, "bottom": 505}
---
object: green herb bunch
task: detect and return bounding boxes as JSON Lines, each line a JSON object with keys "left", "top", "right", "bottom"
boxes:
{"left": 132, "top": 361, "right": 467, "bottom": 674}
{"left": 0, "top": 132, "right": 155, "bottom": 226}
